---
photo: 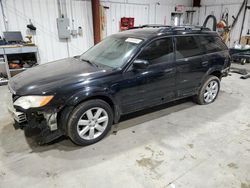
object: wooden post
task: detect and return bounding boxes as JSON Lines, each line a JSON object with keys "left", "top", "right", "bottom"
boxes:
{"left": 91, "top": 0, "right": 101, "bottom": 44}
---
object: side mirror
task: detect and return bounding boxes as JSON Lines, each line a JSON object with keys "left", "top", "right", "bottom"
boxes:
{"left": 133, "top": 59, "right": 149, "bottom": 69}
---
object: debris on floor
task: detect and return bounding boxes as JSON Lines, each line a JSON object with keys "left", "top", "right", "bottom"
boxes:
{"left": 230, "top": 67, "right": 248, "bottom": 75}
{"left": 240, "top": 74, "right": 250, "bottom": 79}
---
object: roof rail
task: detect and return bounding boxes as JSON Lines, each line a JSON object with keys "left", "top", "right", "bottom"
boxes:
{"left": 129, "top": 24, "right": 172, "bottom": 30}
{"left": 129, "top": 24, "right": 211, "bottom": 32}
{"left": 159, "top": 25, "right": 211, "bottom": 33}
{"left": 174, "top": 25, "right": 210, "bottom": 31}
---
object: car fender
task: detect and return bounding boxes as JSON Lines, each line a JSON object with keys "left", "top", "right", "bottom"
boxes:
{"left": 66, "top": 86, "right": 114, "bottom": 106}
{"left": 64, "top": 86, "right": 121, "bottom": 123}
{"left": 200, "top": 65, "right": 223, "bottom": 86}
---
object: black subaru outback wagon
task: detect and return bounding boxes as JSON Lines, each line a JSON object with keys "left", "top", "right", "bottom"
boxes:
{"left": 8, "top": 25, "right": 230, "bottom": 145}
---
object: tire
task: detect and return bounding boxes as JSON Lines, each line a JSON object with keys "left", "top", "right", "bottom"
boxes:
{"left": 193, "top": 75, "right": 220, "bottom": 105}
{"left": 67, "top": 99, "right": 113, "bottom": 146}
{"left": 241, "top": 58, "right": 246, "bottom": 65}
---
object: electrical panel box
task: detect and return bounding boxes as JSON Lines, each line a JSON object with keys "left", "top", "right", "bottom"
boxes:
{"left": 57, "top": 18, "right": 70, "bottom": 39}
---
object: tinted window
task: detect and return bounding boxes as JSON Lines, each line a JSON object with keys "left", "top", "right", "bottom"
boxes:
{"left": 199, "top": 36, "right": 227, "bottom": 53}
{"left": 137, "top": 37, "right": 174, "bottom": 65}
{"left": 175, "top": 36, "right": 203, "bottom": 59}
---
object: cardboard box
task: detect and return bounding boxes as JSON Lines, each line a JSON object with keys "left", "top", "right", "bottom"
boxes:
{"left": 240, "top": 36, "right": 250, "bottom": 45}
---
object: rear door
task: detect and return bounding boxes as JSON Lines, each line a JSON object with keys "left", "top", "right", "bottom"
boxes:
{"left": 198, "top": 35, "right": 229, "bottom": 72}
{"left": 175, "top": 35, "right": 208, "bottom": 98}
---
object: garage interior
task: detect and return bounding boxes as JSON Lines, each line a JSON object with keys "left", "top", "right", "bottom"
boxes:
{"left": 0, "top": 0, "right": 250, "bottom": 187}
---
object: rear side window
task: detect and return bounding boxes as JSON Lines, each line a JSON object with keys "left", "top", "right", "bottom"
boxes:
{"left": 137, "top": 37, "right": 174, "bottom": 65}
{"left": 199, "top": 36, "right": 227, "bottom": 53}
{"left": 175, "top": 36, "right": 203, "bottom": 59}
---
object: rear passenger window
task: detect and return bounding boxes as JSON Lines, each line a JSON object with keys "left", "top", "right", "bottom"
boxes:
{"left": 137, "top": 37, "right": 174, "bottom": 65}
{"left": 175, "top": 36, "right": 203, "bottom": 59}
{"left": 199, "top": 36, "right": 227, "bottom": 53}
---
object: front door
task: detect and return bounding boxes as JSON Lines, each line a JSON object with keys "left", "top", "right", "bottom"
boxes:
{"left": 117, "top": 37, "right": 176, "bottom": 114}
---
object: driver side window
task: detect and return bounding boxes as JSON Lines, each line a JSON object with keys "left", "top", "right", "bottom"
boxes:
{"left": 137, "top": 37, "right": 174, "bottom": 65}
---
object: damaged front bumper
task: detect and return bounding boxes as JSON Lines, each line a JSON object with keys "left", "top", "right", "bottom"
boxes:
{"left": 8, "top": 105, "right": 64, "bottom": 144}
{"left": 8, "top": 106, "right": 58, "bottom": 131}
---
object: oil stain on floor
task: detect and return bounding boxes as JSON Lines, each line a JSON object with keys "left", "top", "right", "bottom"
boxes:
{"left": 136, "top": 145, "right": 165, "bottom": 180}
{"left": 227, "top": 162, "right": 238, "bottom": 169}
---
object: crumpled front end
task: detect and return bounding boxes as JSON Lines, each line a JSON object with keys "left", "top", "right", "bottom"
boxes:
{"left": 8, "top": 88, "right": 63, "bottom": 144}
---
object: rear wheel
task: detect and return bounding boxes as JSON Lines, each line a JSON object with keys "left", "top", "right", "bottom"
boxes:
{"left": 67, "top": 99, "right": 113, "bottom": 146}
{"left": 193, "top": 75, "right": 220, "bottom": 105}
{"left": 241, "top": 58, "right": 246, "bottom": 65}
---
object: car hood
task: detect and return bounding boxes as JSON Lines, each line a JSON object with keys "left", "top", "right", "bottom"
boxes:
{"left": 9, "top": 57, "right": 111, "bottom": 95}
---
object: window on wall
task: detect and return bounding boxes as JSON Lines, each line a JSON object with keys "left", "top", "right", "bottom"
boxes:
{"left": 199, "top": 36, "right": 228, "bottom": 53}
{"left": 175, "top": 36, "right": 203, "bottom": 59}
{"left": 137, "top": 37, "right": 174, "bottom": 65}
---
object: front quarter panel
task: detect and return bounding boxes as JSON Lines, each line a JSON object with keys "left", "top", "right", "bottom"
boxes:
{"left": 65, "top": 86, "right": 115, "bottom": 106}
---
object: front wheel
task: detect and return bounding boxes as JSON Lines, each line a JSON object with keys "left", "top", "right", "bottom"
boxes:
{"left": 193, "top": 75, "right": 220, "bottom": 105}
{"left": 67, "top": 99, "right": 113, "bottom": 146}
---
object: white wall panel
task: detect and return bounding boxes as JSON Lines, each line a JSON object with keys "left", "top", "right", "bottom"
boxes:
{"left": 101, "top": 0, "right": 192, "bottom": 6}
{"left": 101, "top": 0, "right": 194, "bottom": 36}
{"left": 0, "top": 0, "right": 93, "bottom": 64}
{"left": 101, "top": 1, "right": 149, "bottom": 37}
{"left": 201, "top": 0, "right": 245, "bottom": 6}
{"left": 154, "top": 5, "right": 175, "bottom": 25}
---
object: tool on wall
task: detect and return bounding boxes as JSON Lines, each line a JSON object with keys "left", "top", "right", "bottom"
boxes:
{"left": 203, "top": 15, "right": 217, "bottom": 31}
{"left": 27, "top": 19, "right": 36, "bottom": 31}
{"left": 231, "top": 0, "right": 247, "bottom": 30}
{"left": 203, "top": 0, "right": 248, "bottom": 44}
{"left": 26, "top": 19, "right": 36, "bottom": 46}
{"left": 239, "top": 5, "right": 250, "bottom": 44}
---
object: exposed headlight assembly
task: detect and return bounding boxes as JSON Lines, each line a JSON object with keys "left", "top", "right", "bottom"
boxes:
{"left": 14, "top": 96, "right": 54, "bottom": 110}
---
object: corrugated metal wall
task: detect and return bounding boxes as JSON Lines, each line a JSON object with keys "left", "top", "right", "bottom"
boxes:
{"left": 0, "top": 0, "right": 93, "bottom": 64}
{"left": 100, "top": 1, "right": 193, "bottom": 37}
{"left": 101, "top": 1, "right": 150, "bottom": 37}
{"left": 154, "top": 5, "right": 175, "bottom": 25}
{"left": 194, "top": 0, "right": 250, "bottom": 47}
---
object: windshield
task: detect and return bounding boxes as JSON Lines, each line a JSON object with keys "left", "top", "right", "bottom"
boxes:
{"left": 80, "top": 36, "right": 142, "bottom": 68}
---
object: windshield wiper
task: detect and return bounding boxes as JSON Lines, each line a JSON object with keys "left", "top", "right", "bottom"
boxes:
{"left": 80, "top": 58, "right": 98, "bottom": 68}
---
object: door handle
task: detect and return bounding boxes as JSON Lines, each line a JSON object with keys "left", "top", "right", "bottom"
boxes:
{"left": 163, "top": 68, "right": 175, "bottom": 73}
{"left": 202, "top": 61, "right": 209, "bottom": 66}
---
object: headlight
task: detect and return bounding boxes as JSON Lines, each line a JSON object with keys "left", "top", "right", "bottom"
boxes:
{"left": 14, "top": 96, "right": 54, "bottom": 109}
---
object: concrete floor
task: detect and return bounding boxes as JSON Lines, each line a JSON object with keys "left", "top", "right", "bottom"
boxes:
{"left": 0, "top": 64, "right": 250, "bottom": 188}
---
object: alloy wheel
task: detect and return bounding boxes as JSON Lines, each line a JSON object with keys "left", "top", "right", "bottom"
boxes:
{"left": 77, "top": 107, "right": 109, "bottom": 140}
{"left": 204, "top": 80, "right": 219, "bottom": 103}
